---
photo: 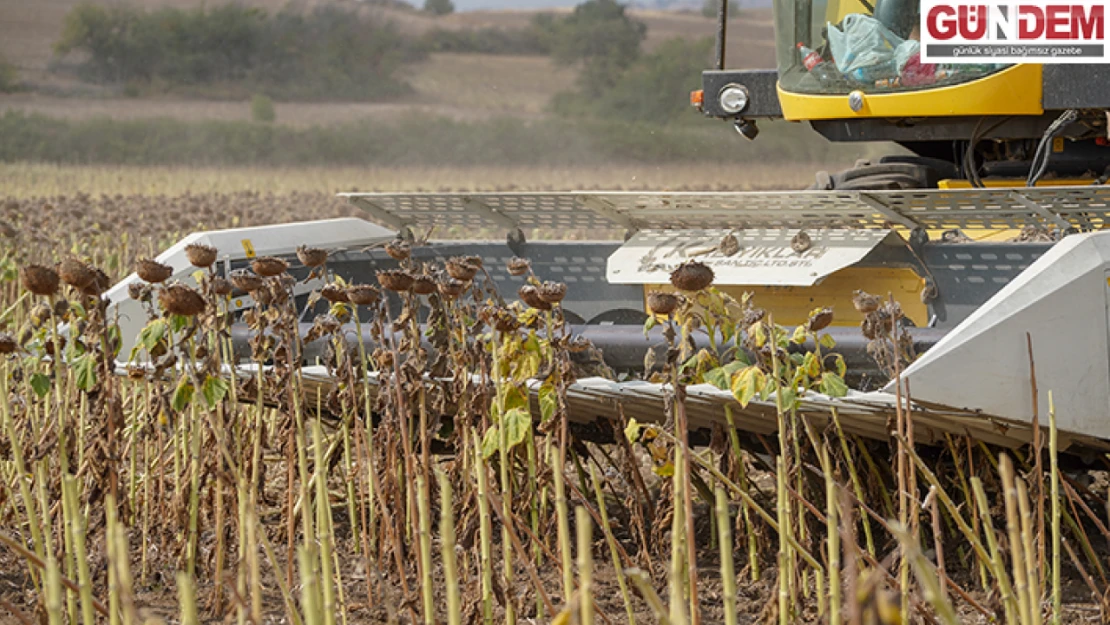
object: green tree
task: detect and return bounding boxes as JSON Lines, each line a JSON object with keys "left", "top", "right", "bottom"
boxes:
{"left": 554, "top": 36, "right": 714, "bottom": 124}
{"left": 0, "top": 55, "right": 18, "bottom": 93}
{"left": 537, "top": 0, "right": 647, "bottom": 92}
{"left": 52, "top": 3, "right": 427, "bottom": 101}
{"left": 250, "top": 93, "right": 275, "bottom": 122}
{"left": 595, "top": 37, "right": 714, "bottom": 123}
{"left": 424, "top": 0, "right": 455, "bottom": 15}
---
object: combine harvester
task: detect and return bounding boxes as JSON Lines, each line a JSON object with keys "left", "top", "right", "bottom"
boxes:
{"left": 107, "top": 0, "right": 1110, "bottom": 456}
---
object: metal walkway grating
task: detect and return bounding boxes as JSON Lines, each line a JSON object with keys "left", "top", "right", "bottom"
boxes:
{"left": 340, "top": 188, "right": 1110, "bottom": 233}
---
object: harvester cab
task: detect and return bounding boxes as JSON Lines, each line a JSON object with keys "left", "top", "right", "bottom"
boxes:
{"left": 697, "top": 0, "right": 1110, "bottom": 190}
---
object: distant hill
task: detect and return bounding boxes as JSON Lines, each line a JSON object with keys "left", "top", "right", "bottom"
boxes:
{"left": 0, "top": 0, "right": 774, "bottom": 91}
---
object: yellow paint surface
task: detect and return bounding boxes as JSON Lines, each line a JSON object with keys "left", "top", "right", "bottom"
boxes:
{"left": 777, "top": 64, "right": 1042, "bottom": 121}
{"left": 644, "top": 266, "right": 927, "bottom": 327}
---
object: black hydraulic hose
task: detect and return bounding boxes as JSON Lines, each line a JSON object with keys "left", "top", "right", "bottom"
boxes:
{"left": 1027, "top": 109, "right": 1078, "bottom": 187}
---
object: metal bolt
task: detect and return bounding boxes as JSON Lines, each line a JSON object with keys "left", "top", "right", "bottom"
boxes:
{"left": 848, "top": 90, "right": 865, "bottom": 112}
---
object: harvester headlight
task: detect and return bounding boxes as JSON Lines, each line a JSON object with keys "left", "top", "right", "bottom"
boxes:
{"left": 718, "top": 84, "right": 749, "bottom": 114}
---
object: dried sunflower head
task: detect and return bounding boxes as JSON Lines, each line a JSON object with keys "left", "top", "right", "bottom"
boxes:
{"left": 83, "top": 267, "right": 111, "bottom": 297}
{"left": 860, "top": 315, "right": 883, "bottom": 340}
{"left": 185, "top": 243, "right": 218, "bottom": 268}
{"left": 807, "top": 307, "right": 834, "bottom": 333}
{"left": 506, "top": 257, "right": 531, "bottom": 276}
{"left": 313, "top": 314, "right": 341, "bottom": 335}
{"left": 136, "top": 258, "right": 173, "bottom": 284}
{"left": 412, "top": 275, "right": 436, "bottom": 295}
{"left": 296, "top": 245, "right": 328, "bottom": 268}
{"left": 492, "top": 309, "right": 520, "bottom": 333}
{"left": 20, "top": 264, "right": 60, "bottom": 296}
{"left": 347, "top": 284, "right": 381, "bottom": 306}
{"left": 210, "top": 277, "right": 233, "bottom": 296}
{"left": 437, "top": 278, "right": 465, "bottom": 299}
{"left": 741, "top": 307, "right": 766, "bottom": 327}
{"left": 718, "top": 233, "right": 740, "bottom": 256}
{"left": 129, "top": 282, "right": 152, "bottom": 302}
{"left": 446, "top": 258, "right": 478, "bottom": 281}
{"left": 538, "top": 281, "right": 567, "bottom": 304}
{"left": 229, "top": 269, "right": 264, "bottom": 292}
{"left": 0, "top": 332, "right": 17, "bottom": 355}
{"left": 377, "top": 270, "right": 414, "bottom": 293}
{"left": 58, "top": 257, "right": 95, "bottom": 289}
{"left": 44, "top": 337, "right": 66, "bottom": 357}
{"left": 852, "top": 290, "right": 881, "bottom": 314}
{"left": 385, "top": 240, "right": 411, "bottom": 261}
{"left": 320, "top": 283, "right": 349, "bottom": 303}
{"left": 791, "top": 231, "right": 812, "bottom": 254}
{"left": 251, "top": 256, "right": 288, "bottom": 278}
{"left": 647, "top": 291, "right": 679, "bottom": 316}
{"left": 518, "top": 285, "right": 550, "bottom": 310}
{"left": 566, "top": 335, "right": 592, "bottom": 353}
{"left": 158, "top": 283, "right": 206, "bottom": 317}
{"left": 373, "top": 347, "right": 394, "bottom": 369}
{"left": 669, "top": 261, "right": 714, "bottom": 292}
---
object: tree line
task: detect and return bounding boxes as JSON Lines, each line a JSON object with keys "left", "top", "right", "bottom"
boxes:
{"left": 50, "top": 0, "right": 714, "bottom": 123}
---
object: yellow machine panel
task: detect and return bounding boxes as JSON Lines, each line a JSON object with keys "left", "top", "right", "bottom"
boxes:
{"left": 777, "top": 64, "right": 1043, "bottom": 121}
{"left": 645, "top": 266, "right": 928, "bottom": 327}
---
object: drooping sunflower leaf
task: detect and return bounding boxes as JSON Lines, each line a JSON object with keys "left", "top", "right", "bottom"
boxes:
{"left": 624, "top": 417, "right": 644, "bottom": 444}
{"left": 704, "top": 360, "right": 747, "bottom": 391}
{"left": 72, "top": 353, "right": 97, "bottom": 392}
{"left": 502, "top": 407, "right": 531, "bottom": 450}
{"left": 29, "top": 373, "right": 51, "bottom": 398}
{"left": 172, "top": 378, "right": 195, "bottom": 412}
{"left": 653, "top": 462, "right": 675, "bottom": 478}
{"left": 539, "top": 383, "right": 557, "bottom": 423}
{"left": 730, "top": 365, "right": 765, "bottom": 408}
{"left": 481, "top": 426, "right": 500, "bottom": 460}
{"left": 201, "top": 375, "right": 229, "bottom": 408}
{"left": 137, "top": 319, "right": 167, "bottom": 351}
{"left": 169, "top": 314, "right": 190, "bottom": 334}
{"left": 820, "top": 371, "right": 849, "bottom": 398}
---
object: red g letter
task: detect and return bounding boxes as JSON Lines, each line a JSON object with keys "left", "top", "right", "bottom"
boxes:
{"left": 928, "top": 5, "right": 958, "bottom": 39}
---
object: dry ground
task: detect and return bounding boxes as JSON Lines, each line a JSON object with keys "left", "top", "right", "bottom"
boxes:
{"left": 0, "top": 162, "right": 819, "bottom": 197}
{"left": 0, "top": 53, "right": 578, "bottom": 124}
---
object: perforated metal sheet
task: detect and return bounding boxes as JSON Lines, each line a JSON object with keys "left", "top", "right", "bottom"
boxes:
{"left": 340, "top": 188, "right": 1110, "bottom": 232}
{"left": 342, "top": 193, "right": 617, "bottom": 232}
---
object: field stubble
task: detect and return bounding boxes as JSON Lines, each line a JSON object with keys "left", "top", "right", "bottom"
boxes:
{"left": 0, "top": 162, "right": 817, "bottom": 197}
{"left": 0, "top": 167, "right": 1108, "bottom": 625}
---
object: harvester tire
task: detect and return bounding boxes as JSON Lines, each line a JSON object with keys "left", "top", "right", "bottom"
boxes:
{"left": 808, "top": 157, "right": 957, "bottom": 191}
